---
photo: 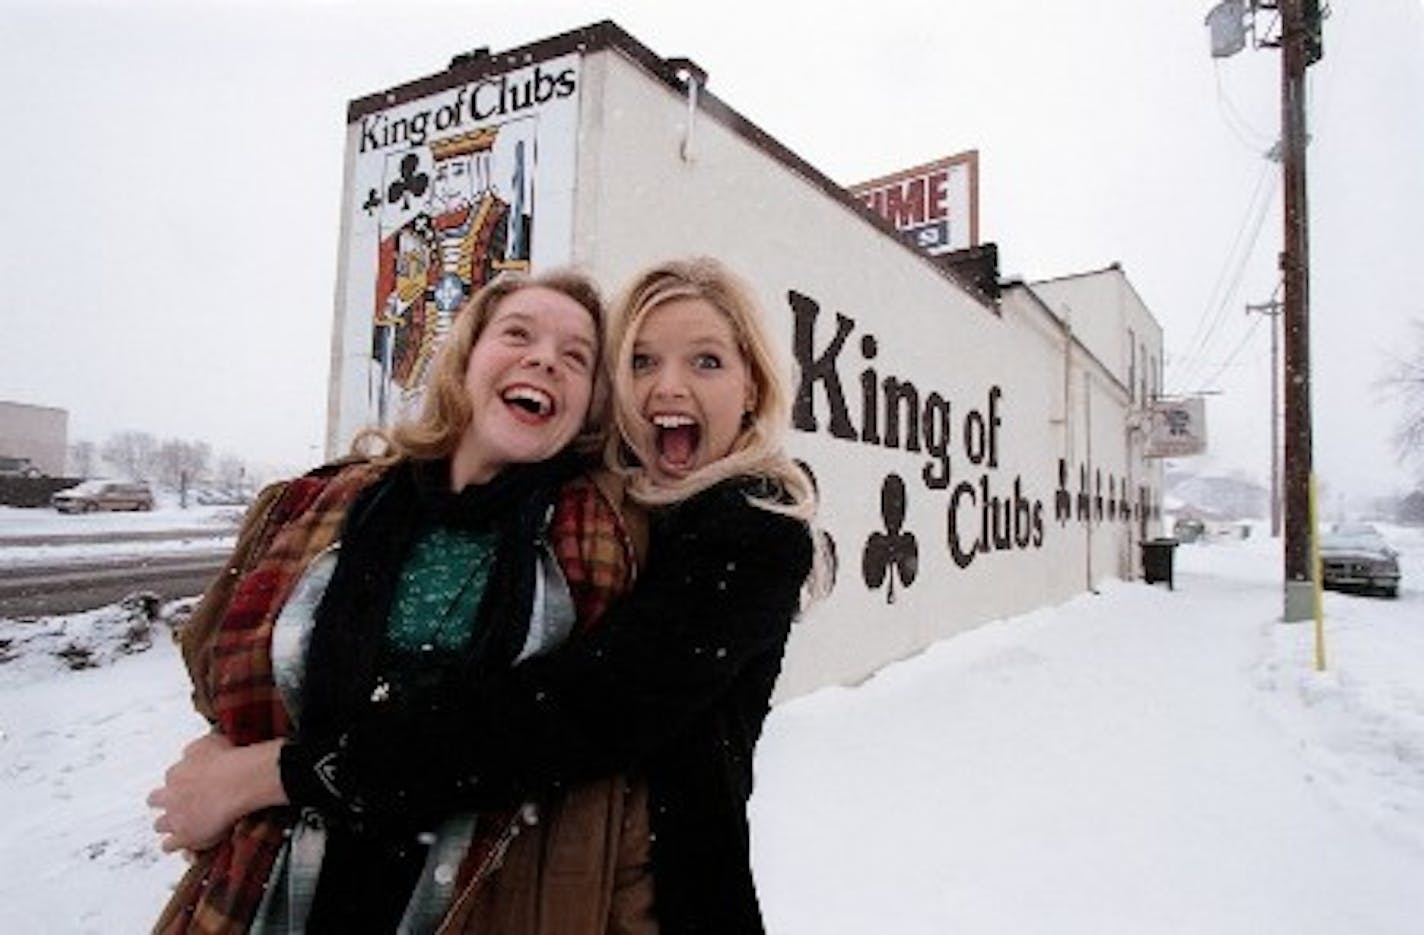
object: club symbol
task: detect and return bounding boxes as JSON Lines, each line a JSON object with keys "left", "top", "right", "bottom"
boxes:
{"left": 795, "top": 459, "right": 838, "bottom": 593}
{"left": 863, "top": 473, "right": 918, "bottom": 604}
{"left": 1055, "top": 458, "right": 1072, "bottom": 524}
{"left": 386, "top": 153, "right": 430, "bottom": 211}
{"left": 362, "top": 188, "right": 381, "bottom": 217}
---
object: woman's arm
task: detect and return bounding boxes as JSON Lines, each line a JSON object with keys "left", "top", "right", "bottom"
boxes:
{"left": 282, "top": 486, "right": 812, "bottom": 825}
{"left": 178, "top": 480, "right": 292, "bottom": 722}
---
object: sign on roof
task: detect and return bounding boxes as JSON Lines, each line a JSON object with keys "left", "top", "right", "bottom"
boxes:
{"left": 848, "top": 150, "right": 979, "bottom": 255}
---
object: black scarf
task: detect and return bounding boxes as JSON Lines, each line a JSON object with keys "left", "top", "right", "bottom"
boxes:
{"left": 297, "top": 452, "right": 584, "bottom": 929}
{"left": 297, "top": 451, "right": 585, "bottom": 767}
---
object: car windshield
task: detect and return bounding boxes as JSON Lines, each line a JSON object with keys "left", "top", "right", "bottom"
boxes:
{"left": 1330, "top": 522, "right": 1378, "bottom": 537}
{"left": 1321, "top": 528, "right": 1388, "bottom": 552}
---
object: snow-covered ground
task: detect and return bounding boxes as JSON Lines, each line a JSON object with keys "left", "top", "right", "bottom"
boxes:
{"left": 0, "top": 501, "right": 242, "bottom": 539}
{"left": 1, "top": 521, "right": 1421, "bottom": 933}
{"left": 0, "top": 502, "right": 239, "bottom": 569}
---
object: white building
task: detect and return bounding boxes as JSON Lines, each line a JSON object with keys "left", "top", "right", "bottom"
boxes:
{"left": 0, "top": 400, "right": 68, "bottom": 477}
{"left": 325, "top": 22, "right": 1167, "bottom": 698}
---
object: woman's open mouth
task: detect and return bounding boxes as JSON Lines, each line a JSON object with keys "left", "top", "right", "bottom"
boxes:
{"left": 502, "top": 385, "right": 555, "bottom": 422}
{"left": 653, "top": 413, "right": 700, "bottom": 470}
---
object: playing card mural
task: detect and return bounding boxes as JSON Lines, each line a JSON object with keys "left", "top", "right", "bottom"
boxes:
{"left": 369, "top": 121, "right": 537, "bottom": 421}
{"left": 331, "top": 55, "right": 579, "bottom": 439}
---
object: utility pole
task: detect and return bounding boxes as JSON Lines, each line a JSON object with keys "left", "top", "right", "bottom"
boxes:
{"left": 1278, "top": 0, "right": 1321, "bottom": 622}
{"left": 1246, "top": 300, "right": 1282, "bottom": 537}
{"left": 1206, "top": 0, "right": 1323, "bottom": 621}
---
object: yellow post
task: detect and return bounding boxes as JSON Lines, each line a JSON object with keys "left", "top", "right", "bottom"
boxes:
{"left": 1309, "top": 472, "right": 1326, "bottom": 672}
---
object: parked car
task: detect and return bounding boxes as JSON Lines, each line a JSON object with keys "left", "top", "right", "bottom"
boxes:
{"left": 1172, "top": 515, "right": 1206, "bottom": 543}
{"left": 192, "top": 486, "right": 253, "bottom": 506}
{"left": 1319, "top": 523, "right": 1401, "bottom": 598}
{"left": 51, "top": 479, "right": 155, "bottom": 513}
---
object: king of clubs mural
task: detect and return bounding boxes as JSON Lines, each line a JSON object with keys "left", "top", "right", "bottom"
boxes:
{"left": 334, "top": 54, "right": 580, "bottom": 435}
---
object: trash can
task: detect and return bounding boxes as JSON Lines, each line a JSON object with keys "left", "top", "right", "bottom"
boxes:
{"left": 1140, "top": 538, "right": 1178, "bottom": 590}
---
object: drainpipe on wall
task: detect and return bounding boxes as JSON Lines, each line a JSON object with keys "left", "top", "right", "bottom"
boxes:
{"left": 1084, "top": 370, "right": 1095, "bottom": 594}
{"left": 668, "top": 57, "right": 707, "bottom": 163}
{"left": 1124, "top": 416, "right": 1137, "bottom": 581}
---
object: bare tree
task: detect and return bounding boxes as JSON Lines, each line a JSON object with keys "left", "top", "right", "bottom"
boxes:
{"left": 68, "top": 440, "right": 97, "bottom": 478}
{"left": 101, "top": 431, "right": 159, "bottom": 480}
{"left": 215, "top": 454, "right": 249, "bottom": 491}
{"left": 1382, "top": 320, "right": 1424, "bottom": 481}
{"left": 155, "top": 438, "right": 212, "bottom": 491}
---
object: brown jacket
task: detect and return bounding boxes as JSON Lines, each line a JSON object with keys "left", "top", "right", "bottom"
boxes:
{"left": 439, "top": 470, "right": 658, "bottom": 934}
{"left": 158, "top": 464, "right": 657, "bottom": 934}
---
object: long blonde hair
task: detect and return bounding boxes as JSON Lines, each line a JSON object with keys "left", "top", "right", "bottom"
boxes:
{"left": 603, "top": 258, "right": 816, "bottom": 522}
{"left": 355, "top": 269, "right": 608, "bottom": 463}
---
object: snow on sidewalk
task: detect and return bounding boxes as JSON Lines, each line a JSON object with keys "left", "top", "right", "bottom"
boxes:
{"left": 753, "top": 534, "right": 1424, "bottom": 934}
{"left": 1, "top": 528, "right": 1421, "bottom": 932}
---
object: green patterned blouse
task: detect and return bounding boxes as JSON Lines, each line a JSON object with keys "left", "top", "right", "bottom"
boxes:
{"left": 385, "top": 525, "right": 497, "bottom": 655}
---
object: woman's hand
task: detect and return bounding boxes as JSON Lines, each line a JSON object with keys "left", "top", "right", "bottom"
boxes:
{"left": 147, "top": 734, "right": 288, "bottom": 853}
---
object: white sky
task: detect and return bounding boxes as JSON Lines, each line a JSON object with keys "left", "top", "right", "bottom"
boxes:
{"left": 1, "top": 0, "right": 1421, "bottom": 495}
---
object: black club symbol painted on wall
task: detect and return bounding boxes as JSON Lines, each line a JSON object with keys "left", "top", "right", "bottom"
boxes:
{"left": 795, "top": 459, "right": 839, "bottom": 593}
{"left": 386, "top": 154, "right": 430, "bottom": 211}
{"left": 362, "top": 188, "right": 382, "bottom": 217}
{"left": 864, "top": 473, "right": 918, "bottom": 604}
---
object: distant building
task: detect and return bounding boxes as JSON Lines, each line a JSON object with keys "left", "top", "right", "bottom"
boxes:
{"left": 1167, "top": 471, "right": 1269, "bottom": 520}
{"left": 0, "top": 400, "right": 68, "bottom": 477}
{"left": 1019, "top": 264, "right": 1165, "bottom": 411}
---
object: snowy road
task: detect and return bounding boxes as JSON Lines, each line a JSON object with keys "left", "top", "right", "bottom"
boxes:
{"left": 0, "top": 504, "right": 237, "bottom": 615}
{"left": 0, "top": 551, "right": 228, "bottom": 617}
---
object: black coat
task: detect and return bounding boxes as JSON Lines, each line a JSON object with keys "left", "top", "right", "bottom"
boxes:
{"left": 286, "top": 477, "right": 813, "bottom": 934}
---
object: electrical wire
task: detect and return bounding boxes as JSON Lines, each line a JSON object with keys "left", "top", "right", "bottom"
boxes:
{"left": 1173, "top": 160, "right": 1271, "bottom": 364}
{"left": 1170, "top": 164, "right": 1280, "bottom": 392}
{"left": 1190, "top": 279, "right": 1282, "bottom": 396}
{"left": 1213, "top": 62, "right": 1274, "bottom": 154}
{"left": 1195, "top": 310, "right": 1264, "bottom": 391}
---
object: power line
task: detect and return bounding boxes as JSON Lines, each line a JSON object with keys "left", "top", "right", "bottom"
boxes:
{"left": 1170, "top": 163, "right": 1279, "bottom": 391}
{"left": 1213, "top": 62, "right": 1273, "bottom": 153}
{"left": 1195, "top": 306, "right": 1263, "bottom": 391}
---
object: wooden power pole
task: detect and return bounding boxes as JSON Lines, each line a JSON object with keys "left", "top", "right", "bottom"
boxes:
{"left": 1246, "top": 300, "right": 1282, "bottom": 537}
{"left": 1206, "top": 0, "right": 1322, "bottom": 618}
{"left": 1279, "top": 0, "right": 1321, "bottom": 622}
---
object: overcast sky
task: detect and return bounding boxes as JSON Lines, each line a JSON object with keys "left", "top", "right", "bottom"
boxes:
{"left": 1, "top": 0, "right": 1421, "bottom": 497}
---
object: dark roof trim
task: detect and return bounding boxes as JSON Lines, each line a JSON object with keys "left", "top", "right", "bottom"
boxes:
{"left": 1029, "top": 261, "right": 1124, "bottom": 287}
{"left": 347, "top": 20, "right": 617, "bottom": 122}
{"left": 346, "top": 20, "right": 992, "bottom": 313}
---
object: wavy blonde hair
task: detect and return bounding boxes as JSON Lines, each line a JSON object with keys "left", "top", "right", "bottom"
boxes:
{"left": 603, "top": 257, "right": 816, "bottom": 522}
{"left": 355, "top": 269, "right": 608, "bottom": 464}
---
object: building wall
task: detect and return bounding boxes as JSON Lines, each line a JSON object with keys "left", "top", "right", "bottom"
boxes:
{"left": 0, "top": 400, "right": 68, "bottom": 476}
{"left": 1031, "top": 269, "right": 1165, "bottom": 408}
{"left": 575, "top": 46, "right": 1164, "bottom": 699}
